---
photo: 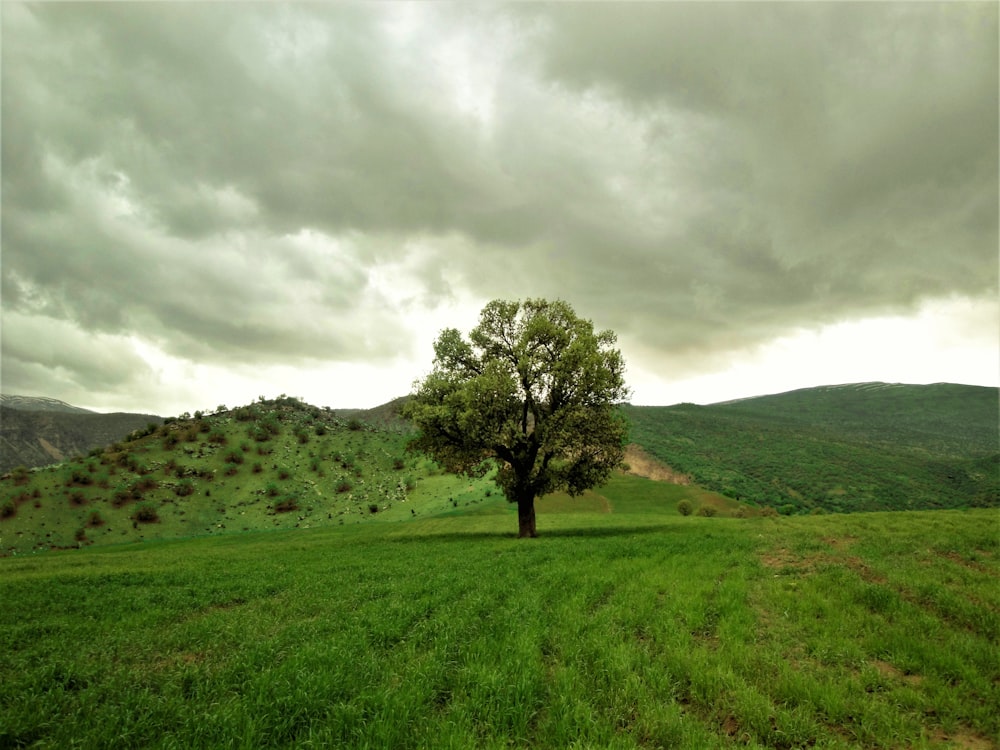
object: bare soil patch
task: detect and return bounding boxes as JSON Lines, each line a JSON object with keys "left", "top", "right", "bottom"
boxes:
{"left": 872, "top": 659, "right": 924, "bottom": 686}
{"left": 624, "top": 444, "right": 691, "bottom": 484}
{"left": 929, "top": 727, "right": 997, "bottom": 750}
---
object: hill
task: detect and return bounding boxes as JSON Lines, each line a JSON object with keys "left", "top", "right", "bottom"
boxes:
{"left": 626, "top": 382, "right": 999, "bottom": 514}
{"left": 0, "top": 395, "right": 742, "bottom": 556}
{"left": 0, "top": 405, "right": 164, "bottom": 474}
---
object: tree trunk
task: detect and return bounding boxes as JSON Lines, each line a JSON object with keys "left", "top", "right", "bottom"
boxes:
{"left": 517, "top": 495, "right": 537, "bottom": 538}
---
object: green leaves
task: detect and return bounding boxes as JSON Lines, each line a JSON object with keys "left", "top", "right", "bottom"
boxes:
{"left": 406, "top": 299, "right": 629, "bottom": 517}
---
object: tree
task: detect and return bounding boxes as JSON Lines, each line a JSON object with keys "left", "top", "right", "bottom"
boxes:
{"left": 403, "top": 299, "right": 629, "bottom": 537}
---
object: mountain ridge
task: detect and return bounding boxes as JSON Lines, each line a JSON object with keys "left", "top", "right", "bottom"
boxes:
{"left": 0, "top": 394, "right": 96, "bottom": 414}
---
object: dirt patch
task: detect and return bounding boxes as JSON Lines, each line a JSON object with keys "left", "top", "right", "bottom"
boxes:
{"left": 760, "top": 548, "right": 824, "bottom": 573}
{"left": 823, "top": 536, "right": 857, "bottom": 550}
{"left": 37, "top": 438, "right": 64, "bottom": 461}
{"left": 624, "top": 444, "right": 691, "bottom": 484}
{"left": 872, "top": 659, "right": 924, "bottom": 686}
{"left": 929, "top": 727, "right": 996, "bottom": 750}
{"left": 937, "top": 550, "right": 997, "bottom": 577}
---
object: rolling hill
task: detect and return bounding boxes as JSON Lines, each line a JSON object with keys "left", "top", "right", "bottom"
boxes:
{"left": 625, "top": 382, "right": 999, "bottom": 514}
{"left": 2, "top": 382, "right": 995, "bottom": 554}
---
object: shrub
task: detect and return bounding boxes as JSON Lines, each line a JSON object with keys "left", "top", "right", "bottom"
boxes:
{"left": 224, "top": 450, "right": 244, "bottom": 465}
{"left": 252, "top": 462, "right": 263, "bottom": 474}
{"left": 277, "top": 468, "right": 291, "bottom": 480}
{"left": 66, "top": 467, "right": 92, "bottom": 486}
{"left": 315, "top": 423, "right": 327, "bottom": 436}
{"left": 175, "top": 479, "right": 195, "bottom": 497}
{"left": 132, "top": 504, "right": 159, "bottom": 523}
{"left": 1, "top": 501, "right": 16, "bottom": 519}
{"left": 392, "top": 458, "right": 406, "bottom": 471}
{"left": 87, "top": 510, "right": 105, "bottom": 527}
{"left": 134, "top": 476, "right": 157, "bottom": 492}
{"left": 68, "top": 491, "right": 87, "bottom": 506}
{"left": 336, "top": 480, "right": 353, "bottom": 494}
{"left": 697, "top": 506, "right": 717, "bottom": 517}
{"left": 265, "top": 483, "right": 280, "bottom": 497}
{"left": 10, "top": 466, "right": 30, "bottom": 485}
{"left": 273, "top": 495, "right": 299, "bottom": 513}
{"left": 112, "top": 484, "right": 134, "bottom": 506}
{"left": 368, "top": 503, "right": 379, "bottom": 514}
{"left": 760, "top": 506, "right": 779, "bottom": 518}
{"left": 677, "top": 499, "right": 693, "bottom": 516}
{"left": 249, "top": 425, "right": 270, "bottom": 443}
{"left": 347, "top": 418, "right": 364, "bottom": 432}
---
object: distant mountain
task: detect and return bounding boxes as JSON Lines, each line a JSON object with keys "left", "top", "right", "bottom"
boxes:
{"left": 332, "top": 396, "right": 411, "bottom": 430}
{"left": 626, "top": 382, "right": 999, "bottom": 513}
{"left": 0, "top": 401, "right": 163, "bottom": 474}
{"left": 0, "top": 394, "right": 96, "bottom": 414}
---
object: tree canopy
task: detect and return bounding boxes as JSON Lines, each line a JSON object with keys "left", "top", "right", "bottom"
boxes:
{"left": 403, "top": 299, "right": 629, "bottom": 537}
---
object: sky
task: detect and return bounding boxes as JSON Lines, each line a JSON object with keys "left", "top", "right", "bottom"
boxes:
{"left": 1, "top": 2, "right": 997, "bottom": 416}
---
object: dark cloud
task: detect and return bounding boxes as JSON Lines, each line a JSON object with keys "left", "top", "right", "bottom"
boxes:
{"left": 2, "top": 2, "right": 996, "bottom": 408}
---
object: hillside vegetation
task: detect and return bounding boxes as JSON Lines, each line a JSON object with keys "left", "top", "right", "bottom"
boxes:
{"left": 1, "top": 503, "right": 996, "bottom": 749}
{"left": 0, "top": 396, "right": 504, "bottom": 556}
{"left": 626, "top": 383, "right": 999, "bottom": 514}
{"left": 1, "top": 395, "right": 749, "bottom": 557}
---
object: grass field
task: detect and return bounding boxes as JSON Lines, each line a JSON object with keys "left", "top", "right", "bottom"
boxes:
{"left": 2, "top": 484, "right": 997, "bottom": 749}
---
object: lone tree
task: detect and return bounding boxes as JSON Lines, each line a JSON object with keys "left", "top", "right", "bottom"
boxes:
{"left": 403, "top": 299, "right": 629, "bottom": 537}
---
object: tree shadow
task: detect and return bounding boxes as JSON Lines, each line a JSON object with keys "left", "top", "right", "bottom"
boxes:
{"left": 387, "top": 523, "right": 681, "bottom": 544}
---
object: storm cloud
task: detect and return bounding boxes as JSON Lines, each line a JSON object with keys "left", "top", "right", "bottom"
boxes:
{"left": 2, "top": 2, "right": 996, "bottom": 412}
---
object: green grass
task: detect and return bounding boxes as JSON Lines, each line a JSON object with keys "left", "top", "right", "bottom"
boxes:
{"left": 2, "top": 498, "right": 997, "bottom": 749}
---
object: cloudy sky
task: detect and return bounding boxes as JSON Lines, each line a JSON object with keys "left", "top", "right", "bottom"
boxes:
{"left": 2, "top": 2, "right": 997, "bottom": 416}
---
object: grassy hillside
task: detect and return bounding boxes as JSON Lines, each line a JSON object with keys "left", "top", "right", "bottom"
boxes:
{"left": 626, "top": 383, "right": 999, "bottom": 514}
{"left": 0, "top": 397, "right": 738, "bottom": 556}
{"left": 0, "top": 396, "right": 495, "bottom": 556}
{"left": 1, "top": 502, "right": 996, "bottom": 749}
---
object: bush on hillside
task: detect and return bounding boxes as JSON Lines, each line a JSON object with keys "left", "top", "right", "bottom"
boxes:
{"left": 132, "top": 504, "right": 159, "bottom": 523}
{"left": 677, "top": 499, "right": 693, "bottom": 516}
{"left": 697, "top": 506, "right": 717, "bottom": 517}
{"left": 273, "top": 495, "right": 299, "bottom": 513}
